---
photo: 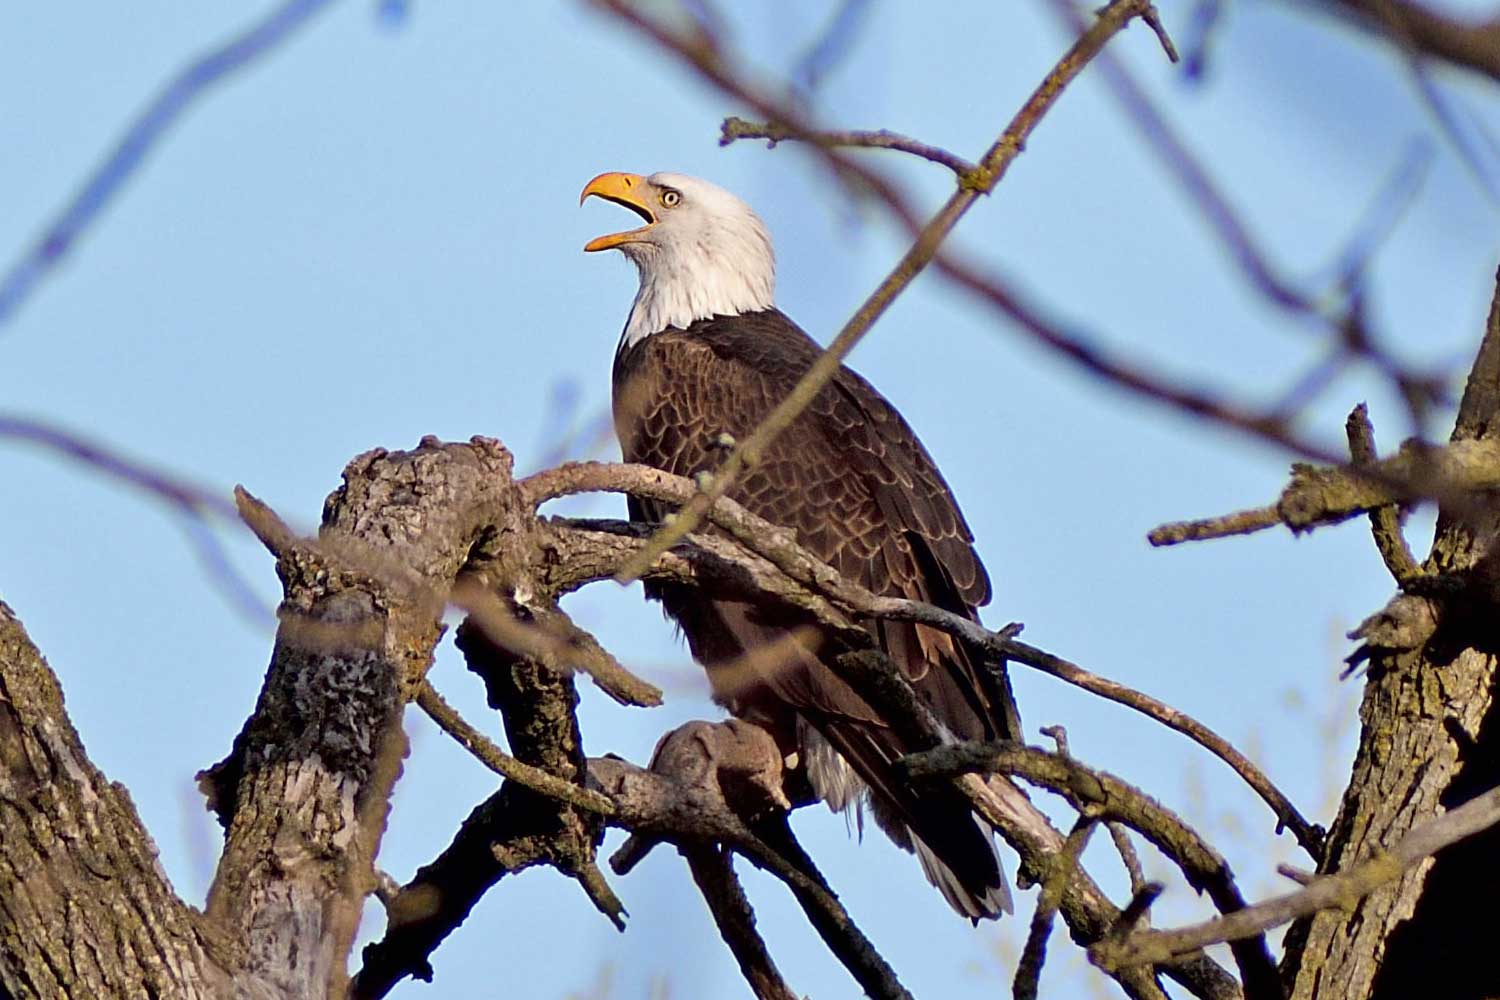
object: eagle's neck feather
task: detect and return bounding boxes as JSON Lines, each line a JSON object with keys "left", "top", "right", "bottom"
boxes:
{"left": 619, "top": 241, "right": 775, "bottom": 348}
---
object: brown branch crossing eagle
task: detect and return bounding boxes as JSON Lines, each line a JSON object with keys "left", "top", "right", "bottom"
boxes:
{"left": 582, "top": 171, "right": 1019, "bottom": 920}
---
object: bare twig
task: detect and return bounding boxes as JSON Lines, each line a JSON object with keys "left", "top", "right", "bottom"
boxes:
{"left": 822, "top": 656, "right": 1227, "bottom": 1000}
{"left": 451, "top": 580, "right": 662, "bottom": 708}
{"left": 1110, "top": 822, "right": 1151, "bottom": 895}
{"left": 2, "top": 414, "right": 239, "bottom": 518}
{"left": 789, "top": 0, "right": 874, "bottom": 101}
{"left": 414, "top": 681, "right": 616, "bottom": 816}
{"left": 1345, "top": 403, "right": 1423, "bottom": 585}
{"left": 1094, "top": 783, "right": 1500, "bottom": 968}
{"left": 538, "top": 515, "right": 1242, "bottom": 997}
{"left": 1115, "top": 882, "right": 1166, "bottom": 937}
{"left": 1320, "top": 141, "right": 1434, "bottom": 293}
{"left": 1015, "top": 815, "right": 1101, "bottom": 1000}
{"left": 597, "top": 0, "right": 1367, "bottom": 468}
{"left": 0, "top": 0, "right": 335, "bottom": 324}
{"left": 1053, "top": 0, "right": 1447, "bottom": 431}
{"left": 604, "top": 0, "right": 1159, "bottom": 584}
{"left": 721, "top": 116, "right": 977, "bottom": 176}
{"left": 1149, "top": 436, "right": 1500, "bottom": 548}
{"left": 1051, "top": 0, "right": 1308, "bottom": 315}
{"left": 1149, "top": 506, "right": 1282, "bottom": 546}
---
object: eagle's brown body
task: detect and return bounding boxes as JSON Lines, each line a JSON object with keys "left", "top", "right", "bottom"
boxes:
{"left": 613, "top": 307, "right": 1018, "bottom": 918}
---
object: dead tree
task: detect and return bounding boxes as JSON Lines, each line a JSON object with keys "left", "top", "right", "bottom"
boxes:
{"left": 4, "top": 2, "right": 1500, "bottom": 999}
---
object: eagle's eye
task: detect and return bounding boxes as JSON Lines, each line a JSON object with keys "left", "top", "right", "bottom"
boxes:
{"left": 660, "top": 189, "right": 682, "bottom": 208}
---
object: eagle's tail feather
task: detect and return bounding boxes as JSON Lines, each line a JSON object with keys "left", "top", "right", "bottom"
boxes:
{"left": 910, "top": 817, "right": 1013, "bottom": 921}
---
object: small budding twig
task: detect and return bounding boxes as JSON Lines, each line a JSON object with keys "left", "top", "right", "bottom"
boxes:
{"left": 720, "top": 116, "right": 977, "bottom": 176}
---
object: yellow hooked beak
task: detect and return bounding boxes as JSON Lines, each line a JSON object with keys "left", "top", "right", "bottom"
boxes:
{"left": 580, "top": 172, "right": 656, "bottom": 252}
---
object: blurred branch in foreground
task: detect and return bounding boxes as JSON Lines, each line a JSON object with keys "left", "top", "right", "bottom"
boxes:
{"left": 0, "top": 0, "right": 335, "bottom": 326}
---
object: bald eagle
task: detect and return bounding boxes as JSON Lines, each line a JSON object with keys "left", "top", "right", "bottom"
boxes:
{"left": 582, "top": 171, "right": 1018, "bottom": 920}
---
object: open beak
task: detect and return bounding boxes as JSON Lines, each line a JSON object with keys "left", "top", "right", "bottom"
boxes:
{"left": 580, "top": 172, "right": 656, "bottom": 252}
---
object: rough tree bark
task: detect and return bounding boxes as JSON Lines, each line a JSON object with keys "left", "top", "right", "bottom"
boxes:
{"left": 0, "top": 603, "right": 226, "bottom": 999}
{"left": 1281, "top": 272, "right": 1500, "bottom": 1000}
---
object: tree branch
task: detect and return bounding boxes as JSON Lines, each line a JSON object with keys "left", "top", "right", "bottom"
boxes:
{"left": 590, "top": 737, "right": 915, "bottom": 1000}
{"left": 902, "top": 741, "right": 1281, "bottom": 999}
{"left": 0, "top": 413, "right": 269, "bottom": 624}
{"left": 206, "top": 438, "right": 521, "bottom": 997}
{"left": 592, "top": 0, "right": 1354, "bottom": 466}
{"left": 720, "top": 115, "right": 977, "bottom": 176}
{"left": 1345, "top": 403, "right": 1423, "bottom": 586}
{"left": 531, "top": 462, "right": 1322, "bottom": 858}
{"left": 1014, "top": 815, "right": 1100, "bottom": 1000}
{"left": 681, "top": 847, "right": 800, "bottom": 1000}
{"left": 1097, "top": 782, "right": 1500, "bottom": 968}
{"left": 414, "top": 681, "right": 616, "bottom": 815}
{"left": 1149, "top": 436, "right": 1500, "bottom": 546}
{"left": 1315, "top": 0, "right": 1500, "bottom": 83}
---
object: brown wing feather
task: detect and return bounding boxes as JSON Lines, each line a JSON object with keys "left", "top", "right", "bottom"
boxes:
{"left": 615, "top": 309, "right": 1018, "bottom": 917}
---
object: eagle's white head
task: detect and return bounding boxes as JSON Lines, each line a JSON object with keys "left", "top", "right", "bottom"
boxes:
{"left": 581, "top": 171, "right": 775, "bottom": 348}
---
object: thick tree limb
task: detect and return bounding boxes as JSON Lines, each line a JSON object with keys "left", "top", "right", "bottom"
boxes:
{"left": 351, "top": 787, "right": 551, "bottom": 999}
{"left": 682, "top": 845, "right": 801, "bottom": 1000}
{"left": 205, "top": 438, "right": 522, "bottom": 998}
{"left": 354, "top": 606, "right": 623, "bottom": 999}
{"left": 1281, "top": 269, "right": 1500, "bottom": 999}
{"left": 0, "top": 602, "right": 228, "bottom": 998}
{"left": 455, "top": 615, "right": 622, "bottom": 927}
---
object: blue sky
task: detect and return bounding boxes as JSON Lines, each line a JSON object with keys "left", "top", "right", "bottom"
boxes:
{"left": 2, "top": 3, "right": 1498, "bottom": 998}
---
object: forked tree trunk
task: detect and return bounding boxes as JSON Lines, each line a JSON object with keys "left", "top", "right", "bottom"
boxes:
{"left": 1282, "top": 272, "right": 1500, "bottom": 1000}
